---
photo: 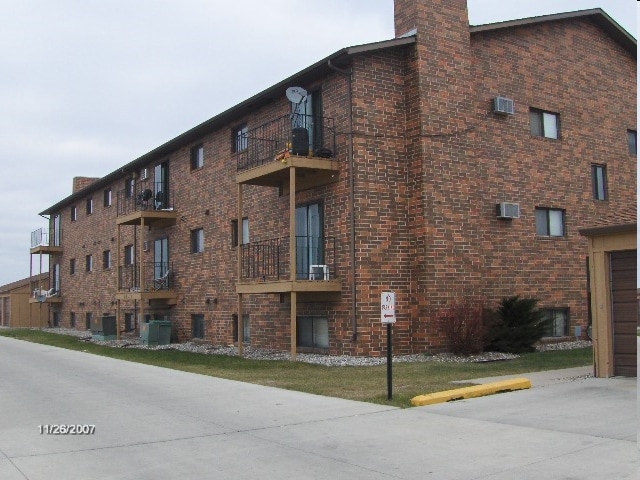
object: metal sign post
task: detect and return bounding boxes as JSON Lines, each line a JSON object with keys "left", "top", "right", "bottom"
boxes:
{"left": 381, "top": 292, "right": 396, "bottom": 400}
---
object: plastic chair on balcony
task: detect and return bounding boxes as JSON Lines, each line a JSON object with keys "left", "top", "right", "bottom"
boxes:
{"left": 153, "top": 270, "right": 171, "bottom": 290}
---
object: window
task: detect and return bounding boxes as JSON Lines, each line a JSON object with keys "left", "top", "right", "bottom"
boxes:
{"left": 103, "top": 250, "right": 112, "bottom": 269}
{"left": 70, "top": 312, "right": 76, "bottom": 328}
{"left": 70, "top": 258, "right": 76, "bottom": 275}
{"left": 628, "top": 130, "right": 637, "bottom": 155}
{"left": 297, "top": 316, "right": 329, "bottom": 349}
{"left": 591, "top": 164, "right": 607, "bottom": 201}
{"left": 104, "top": 188, "right": 112, "bottom": 207}
{"left": 192, "top": 314, "right": 205, "bottom": 339}
{"left": 190, "top": 144, "right": 204, "bottom": 170}
{"left": 124, "top": 245, "right": 134, "bottom": 266}
{"left": 231, "top": 218, "right": 249, "bottom": 246}
{"left": 71, "top": 206, "right": 77, "bottom": 221}
{"left": 86, "top": 198, "right": 93, "bottom": 215}
{"left": 191, "top": 228, "right": 204, "bottom": 253}
{"left": 125, "top": 313, "right": 134, "bottom": 332}
{"left": 233, "top": 123, "right": 248, "bottom": 152}
{"left": 86, "top": 255, "right": 93, "bottom": 272}
{"left": 85, "top": 312, "right": 92, "bottom": 330}
{"left": 541, "top": 308, "right": 569, "bottom": 337}
{"left": 530, "top": 108, "right": 559, "bottom": 139}
{"left": 535, "top": 208, "right": 565, "bottom": 237}
{"left": 232, "top": 314, "right": 250, "bottom": 343}
{"left": 125, "top": 178, "right": 135, "bottom": 198}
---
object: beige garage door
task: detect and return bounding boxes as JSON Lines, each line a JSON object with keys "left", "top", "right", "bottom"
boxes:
{"left": 610, "top": 250, "right": 637, "bottom": 377}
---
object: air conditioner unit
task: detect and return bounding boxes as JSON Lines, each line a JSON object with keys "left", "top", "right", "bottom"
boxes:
{"left": 496, "top": 202, "right": 520, "bottom": 220}
{"left": 492, "top": 96, "right": 515, "bottom": 115}
{"left": 140, "top": 168, "right": 149, "bottom": 181}
{"left": 309, "top": 264, "right": 330, "bottom": 281}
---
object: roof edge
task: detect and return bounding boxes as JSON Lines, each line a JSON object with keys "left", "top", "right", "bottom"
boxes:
{"left": 38, "top": 37, "right": 416, "bottom": 216}
{"left": 470, "top": 8, "right": 636, "bottom": 55}
{"left": 579, "top": 223, "right": 637, "bottom": 237}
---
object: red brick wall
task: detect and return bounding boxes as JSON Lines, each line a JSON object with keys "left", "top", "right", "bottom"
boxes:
{"left": 48, "top": 4, "right": 636, "bottom": 357}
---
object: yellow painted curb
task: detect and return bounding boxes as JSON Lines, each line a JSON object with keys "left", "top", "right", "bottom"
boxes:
{"left": 411, "top": 378, "right": 532, "bottom": 407}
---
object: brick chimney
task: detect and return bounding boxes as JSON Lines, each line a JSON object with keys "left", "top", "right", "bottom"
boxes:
{"left": 394, "top": 0, "right": 475, "bottom": 132}
{"left": 72, "top": 176, "right": 99, "bottom": 194}
{"left": 394, "top": 0, "right": 484, "bottom": 298}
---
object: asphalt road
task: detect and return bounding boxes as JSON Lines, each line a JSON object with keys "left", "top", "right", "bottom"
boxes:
{"left": 0, "top": 336, "right": 636, "bottom": 480}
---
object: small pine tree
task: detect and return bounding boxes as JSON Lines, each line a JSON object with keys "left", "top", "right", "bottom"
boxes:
{"left": 484, "top": 296, "right": 551, "bottom": 353}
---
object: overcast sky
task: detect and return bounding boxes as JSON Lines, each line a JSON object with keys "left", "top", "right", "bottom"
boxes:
{"left": 0, "top": 0, "right": 636, "bottom": 287}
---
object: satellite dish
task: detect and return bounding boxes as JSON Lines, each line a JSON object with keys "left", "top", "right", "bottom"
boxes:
{"left": 286, "top": 86, "right": 308, "bottom": 104}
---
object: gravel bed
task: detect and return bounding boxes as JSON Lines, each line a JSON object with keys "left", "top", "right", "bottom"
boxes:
{"left": 39, "top": 327, "right": 591, "bottom": 367}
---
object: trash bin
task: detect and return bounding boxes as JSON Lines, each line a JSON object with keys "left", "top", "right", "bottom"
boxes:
{"left": 150, "top": 320, "right": 172, "bottom": 345}
{"left": 140, "top": 322, "right": 160, "bottom": 346}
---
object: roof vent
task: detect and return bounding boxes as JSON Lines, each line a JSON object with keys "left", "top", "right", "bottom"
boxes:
{"left": 493, "top": 96, "right": 515, "bottom": 115}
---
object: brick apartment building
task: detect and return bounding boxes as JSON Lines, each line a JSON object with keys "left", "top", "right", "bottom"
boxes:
{"left": 29, "top": 1, "right": 636, "bottom": 358}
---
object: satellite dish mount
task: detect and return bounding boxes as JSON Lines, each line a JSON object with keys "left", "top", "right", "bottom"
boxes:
{"left": 286, "top": 86, "right": 308, "bottom": 116}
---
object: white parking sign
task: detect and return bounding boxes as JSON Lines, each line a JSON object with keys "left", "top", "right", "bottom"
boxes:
{"left": 381, "top": 292, "right": 396, "bottom": 324}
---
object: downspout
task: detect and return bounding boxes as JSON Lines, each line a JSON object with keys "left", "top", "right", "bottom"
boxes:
{"left": 328, "top": 59, "right": 358, "bottom": 343}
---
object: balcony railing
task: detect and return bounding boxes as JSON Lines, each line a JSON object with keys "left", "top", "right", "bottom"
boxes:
{"left": 118, "top": 262, "right": 174, "bottom": 292}
{"left": 117, "top": 182, "right": 175, "bottom": 217}
{"left": 240, "top": 236, "right": 337, "bottom": 281}
{"left": 31, "top": 228, "right": 62, "bottom": 248}
{"left": 29, "top": 280, "right": 61, "bottom": 303}
{"left": 235, "top": 114, "right": 336, "bottom": 172}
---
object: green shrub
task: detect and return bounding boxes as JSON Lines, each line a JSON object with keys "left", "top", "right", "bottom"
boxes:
{"left": 437, "top": 299, "right": 488, "bottom": 355}
{"left": 484, "top": 296, "right": 551, "bottom": 353}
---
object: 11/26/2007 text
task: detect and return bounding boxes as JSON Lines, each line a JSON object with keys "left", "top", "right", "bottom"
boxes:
{"left": 39, "top": 425, "right": 96, "bottom": 435}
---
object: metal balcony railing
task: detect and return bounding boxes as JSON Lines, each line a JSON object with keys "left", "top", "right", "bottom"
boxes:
{"left": 31, "top": 228, "right": 62, "bottom": 248}
{"left": 118, "top": 262, "right": 174, "bottom": 292}
{"left": 235, "top": 114, "right": 336, "bottom": 172}
{"left": 116, "top": 182, "right": 175, "bottom": 217}
{"left": 240, "top": 236, "right": 337, "bottom": 281}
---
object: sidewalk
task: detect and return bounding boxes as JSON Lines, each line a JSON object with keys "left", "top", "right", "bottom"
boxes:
{"left": 454, "top": 365, "right": 594, "bottom": 387}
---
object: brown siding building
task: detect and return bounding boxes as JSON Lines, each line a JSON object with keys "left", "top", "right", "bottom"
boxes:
{"left": 0, "top": 274, "right": 50, "bottom": 328}
{"left": 30, "top": 1, "right": 636, "bottom": 357}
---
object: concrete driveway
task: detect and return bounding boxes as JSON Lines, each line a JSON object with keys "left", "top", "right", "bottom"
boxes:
{"left": 0, "top": 336, "right": 636, "bottom": 480}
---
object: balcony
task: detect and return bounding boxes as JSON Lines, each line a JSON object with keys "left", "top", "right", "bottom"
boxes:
{"left": 29, "top": 283, "right": 62, "bottom": 304}
{"left": 115, "top": 262, "right": 177, "bottom": 304}
{"left": 236, "top": 236, "right": 341, "bottom": 295}
{"left": 116, "top": 182, "right": 177, "bottom": 228}
{"left": 235, "top": 114, "right": 339, "bottom": 191}
{"left": 30, "top": 228, "right": 63, "bottom": 255}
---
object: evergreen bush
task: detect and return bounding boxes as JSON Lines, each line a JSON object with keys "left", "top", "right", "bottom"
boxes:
{"left": 484, "top": 296, "right": 551, "bottom": 353}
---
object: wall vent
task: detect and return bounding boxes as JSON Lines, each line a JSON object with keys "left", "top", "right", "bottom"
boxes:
{"left": 143, "top": 241, "right": 150, "bottom": 252}
{"left": 140, "top": 168, "right": 149, "bottom": 181}
{"left": 493, "top": 96, "right": 515, "bottom": 115}
{"left": 496, "top": 202, "right": 520, "bottom": 220}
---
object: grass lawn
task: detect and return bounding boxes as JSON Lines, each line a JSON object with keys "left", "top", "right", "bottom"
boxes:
{"left": 0, "top": 328, "right": 593, "bottom": 408}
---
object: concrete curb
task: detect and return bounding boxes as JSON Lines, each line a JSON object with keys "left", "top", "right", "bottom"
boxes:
{"left": 410, "top": 378, "right": 532, "bottom": 407}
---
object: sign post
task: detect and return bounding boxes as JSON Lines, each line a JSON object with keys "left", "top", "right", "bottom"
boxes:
{"left": 381, "top": 292, "right": 396, "bottom": 400}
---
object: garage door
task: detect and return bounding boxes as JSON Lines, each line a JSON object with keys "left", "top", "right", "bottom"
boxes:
{"left": 610, "top": 250, "right": 637, "bottom": 377}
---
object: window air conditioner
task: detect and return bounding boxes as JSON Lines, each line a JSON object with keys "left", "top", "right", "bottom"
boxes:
{"left": 496, "top": 202, "right": 520, "bottom": 220}
{"left": 309, "top": 264, "right": 330, "bottom": 281}
{"left": 492, "top": 96, "right": 515, "bottom": 115}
